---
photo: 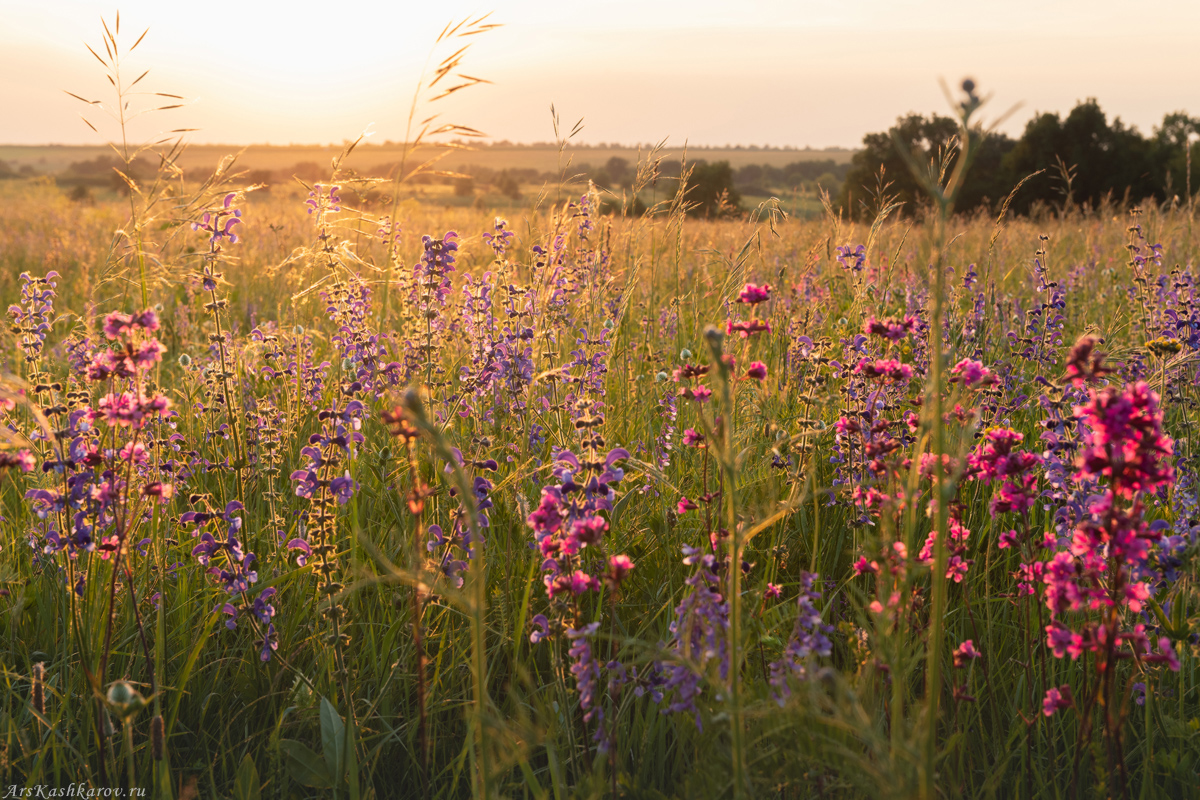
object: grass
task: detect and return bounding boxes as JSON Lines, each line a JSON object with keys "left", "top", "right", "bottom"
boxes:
{"left": 0, "top": 164, "right": 1194, "bottom": 799}
{"left": 0, "top": 35, "right": 1197, "bottom": 797}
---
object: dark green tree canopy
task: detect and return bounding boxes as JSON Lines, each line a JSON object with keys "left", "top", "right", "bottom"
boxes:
{"left": 839, "top": 100, "right": 1200, "bottom": 219}
{"left": 677, "top": 161, "right": 743, "bottom": 219}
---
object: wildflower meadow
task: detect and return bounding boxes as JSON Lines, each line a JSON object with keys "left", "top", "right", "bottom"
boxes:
{"left": 0, "top": 16, "right": 1197, "bottom": 800}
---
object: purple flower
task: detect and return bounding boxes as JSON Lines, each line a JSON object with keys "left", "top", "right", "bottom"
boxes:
{"left": 287, "top": 538, "right": 311, "bottom": 567}
{"left": 530, "top": 614, "right": 550, "bottom": 644}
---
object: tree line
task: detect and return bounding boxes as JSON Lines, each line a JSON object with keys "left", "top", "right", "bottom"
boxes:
{"left": 836, "top": 99, "right": 1200, "bottom": 219}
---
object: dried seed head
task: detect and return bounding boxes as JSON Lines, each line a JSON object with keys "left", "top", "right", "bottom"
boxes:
{"left": 31, "top": 662, "right": 44, "bottom": 716}
{"left": 151, "top": 714, "right": 165, "bottom": 761}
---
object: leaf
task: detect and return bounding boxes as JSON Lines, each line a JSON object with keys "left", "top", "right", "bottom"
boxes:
{"left": 233, "top": 753, "right": 261, "bottom": 800}
{"left": 278, "top": 740, "right": 332, "bottom": 788}
{"left": 320, "top": 696, "right": 346, "bottom": 787}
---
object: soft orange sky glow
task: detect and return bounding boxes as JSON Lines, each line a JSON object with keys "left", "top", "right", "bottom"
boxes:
{"left": 4, "top": 0, "right": 1200, "bottom": 149}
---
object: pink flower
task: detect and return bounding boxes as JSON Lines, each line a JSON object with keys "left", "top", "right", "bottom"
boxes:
{"left": 0, "top": 449, "right": 36, "bottom": 472}
{"left": 682, "top": 428, "right": 705, "bottom": 447}
{"left": 133, "top": 339, "right": 166, "bottom": 368}
{"left": 1124, "top": 582, "right": 1151, "bottom": 613}
{"left": 676, "top": 496, "right": 699, "bottom": 514}
{"left": 569, "top": 570, "right": 599, "bottom": 595}
{"left": 853, "top": 357, "right": 913, "bottom": 383}
{"left": 950, "top": 358, "right": 998, "bottom": 388}
{"left": 736, "top": 282, "right": 772, "bottom": 305}
{"left": 1155, "top": 638, "right": 1181, "bottom": 672}
{"left": 764, "top": 582, "right": 782, "bottom": 600}
{"left": 1046, "top": 623, "right": 1086, "bottom": 660}
{"left": 945, "top": 555, "right": 971, "bottom": 583}
{"left": 953, "top": 640, "right": 981, "bottom": 667}
{"left": 98, "top": 391, "right": 171, "bottom": 429}
{"left": 1074, "top": 382, "right": 1174, "bottom": 498}
{"left": 852, "top": 557, "right": 878, "bottom": 576}
{"left": 103, "top": 312, "right": 134, "bottom": 340}
{"left": 689, "top": 386, "right": 713, "bottom": 404}
{"left": 745, "top": 361, "right": 767, "bottom": 381}
{"left": 568, "top": 516, "right": 609, "bottom": 547}
{"left": 726, "top": 319, "right": 771, "bottom": 338}
{"left": 863, "top": 315, "right": 918, "bottom": 341}
{"left": 1064, "top": 335, "right": 1109, "bottom": 386}
{"left": 606, "top": 555, "right": 634, "bottom": 588}
{"left": 1043, "top": 686, "right": 1072, "bottom": 716}
{"left": 998, "top": 529, "right": 1019, "bottom": 549}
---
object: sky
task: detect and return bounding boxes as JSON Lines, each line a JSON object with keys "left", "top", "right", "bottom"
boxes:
{"left": 3, "top": 0, "right": 1200, "bottom": 149}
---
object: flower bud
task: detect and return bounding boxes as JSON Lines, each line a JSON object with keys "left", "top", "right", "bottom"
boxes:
{"left": 106, "top": 680, "right": 146, "bottom": 721}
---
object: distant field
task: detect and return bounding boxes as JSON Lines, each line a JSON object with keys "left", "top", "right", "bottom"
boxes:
{"left": 0, "top": 142, "right": 856, "bottom": 177}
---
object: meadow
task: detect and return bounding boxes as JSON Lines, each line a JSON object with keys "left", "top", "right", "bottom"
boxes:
{"left": 0, "top": 32, "right": 1198, "bottom": 798}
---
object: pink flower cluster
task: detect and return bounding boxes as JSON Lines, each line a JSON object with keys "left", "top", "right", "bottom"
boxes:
{"left": 967, "top": 428, "right": 1042, "bottom": 515}
{"left": 863, "top": 315, "right": 918, "bottom": 342}
{"left": 1074, "top": 382, "right": 1173, "bottom": 498}
{"left": 1040, "top": 382, "right": 1179, "bottom": 673}
{"left": 950, "top": 358, "right": 999, "bottom": 389}
{"left": 852, "top": 358, "right": 913, "bottom": 383}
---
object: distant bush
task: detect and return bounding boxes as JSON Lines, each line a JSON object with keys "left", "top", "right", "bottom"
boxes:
{"left": 678, "top": 161, "right": 742, "bottom": 218}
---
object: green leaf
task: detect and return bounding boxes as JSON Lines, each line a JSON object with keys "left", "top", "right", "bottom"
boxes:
{"left": 278, "top": 739, "right": 332, "bottom": 788}
{"left": 321, "top": 696, "right": 346, "bottom": 787}
{"left": 233, "top": 753, "right": 261, "bottom": 800}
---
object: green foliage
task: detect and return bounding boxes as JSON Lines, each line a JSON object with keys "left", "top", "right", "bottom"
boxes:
{"left": 840, "top": 101, "right": 1200, "bottom": 218}
{"left": 678, "top": 160, "right": 744, "bottom": 218}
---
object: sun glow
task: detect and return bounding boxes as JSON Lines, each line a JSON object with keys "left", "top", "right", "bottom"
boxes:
{"left": 5, "top": 0, "right": 1200, "bottom": 147}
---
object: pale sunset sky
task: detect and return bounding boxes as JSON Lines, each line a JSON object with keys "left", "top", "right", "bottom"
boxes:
{"left": 3, "top": 0, "right": 1198, "bottom": 148}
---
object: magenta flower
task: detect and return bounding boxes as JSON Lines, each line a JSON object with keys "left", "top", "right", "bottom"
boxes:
{"left": 1075, "top": 382, "right": 1174, "bottom": 498}
{"left": 745, "top": 361, "right": 767, "bottom": 381}
{"left": 950, "top": 358, "right": 998, "bottom": 388}
{"left": 682, "top": 428, "right": 705, "bottom": 447}
{"left": 953, "top": 640, "right": 981, "bottom": 667}
{"left": 1043, "top": 686, "right": 1072, "bottom": 716}
{"left": 677, "top": 496, "right": 699, "bottom": 514}
{"left": 764, "top": 582, "right": 782, "bottom": 600}
{"left": 1064, "top": 334, "right": 1109, "bottom": 386}
{"left": 568, "top": 515, "right": 609, "bottom": 547}
{"left": 736, "top": 282, "right": 772, "bottom": 305}
{"left": 864, "top": 315, "right": 918, "bottom": 341}
{"left": 0, "top": 450, "right": 36, "bottom": 473}
{"left": 726, "top": 319, "right": 771, "bottom": 338}
{"left": 852, "top": 357, "right": 912, "bottom": 383}
{"left": 606, "top": 554, "right": 634, "bottom": 588}
{"left": 852, "top": 557, "right": 878, "bottom": 576}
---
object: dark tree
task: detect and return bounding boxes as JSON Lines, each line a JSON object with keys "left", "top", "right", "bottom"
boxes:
{"left": 837, "top": 113, "right": 1014, "bottom": 220}
{"left": 1153, "top": 112, "right": 1200, "bottom": 203}
{"left": 605, "top": 156, "right": 631, "bottom": 188}
{"left": 1001, "top": 99, "right": 1157, "bottom": 214}
{"left": 677, "top": 161, "right": 742, "bottom": 218}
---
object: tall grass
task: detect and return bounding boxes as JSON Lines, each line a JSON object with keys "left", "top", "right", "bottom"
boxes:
{"left": 0, "top": 25, "right": 1197, "bottom": 800}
